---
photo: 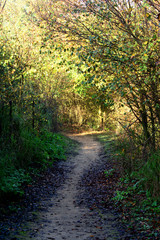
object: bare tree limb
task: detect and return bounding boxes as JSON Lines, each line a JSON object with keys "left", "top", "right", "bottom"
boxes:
{"left": 0, "top": 0, "right": 7, "bottom": 13}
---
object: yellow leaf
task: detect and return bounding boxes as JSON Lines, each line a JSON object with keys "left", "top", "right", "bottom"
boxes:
{"left": 131, "top": 53, "right": 136, "bottom": 59}
{"left": 128, "top": 8, "right": 132, "bottom": 13}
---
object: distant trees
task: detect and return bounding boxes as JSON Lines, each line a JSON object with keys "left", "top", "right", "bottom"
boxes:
{"left": 1, "top": 0, "right": 159, "bottom": 149}
{"left": 1, "top": 0, "right": 108, "bottom": 133}
{"left": 29, "top": 0, "right": 160, "bottom": 149}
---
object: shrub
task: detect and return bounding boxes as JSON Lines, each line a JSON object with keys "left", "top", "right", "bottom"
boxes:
{"left": 0, "top": 152, "right": 30, "bottom": 197}
{"left": 0, "top": 128, "right": 69, "bottom": 199}
{"left": 136, "top": 150, "right": 160, "bottom": 199}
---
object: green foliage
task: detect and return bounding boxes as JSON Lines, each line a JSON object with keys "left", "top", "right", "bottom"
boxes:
{"left": 113, "top": 190, "right": 129, "bottom": 202}
{"left": 39, "top": 131, "right": 67, "bottom": 163}
{"left": 0, "top": 151, "right": 31, "bottom": 197}
{"left": 113, "top": 176, "right": 160, "bottom": 238}
{"left": 114, "top": 133, "right": 160, "bottom": 200}
{"left": 104, "top": 168, "right": 115, "bottom": 178}
{"left": 0, "top": 117, "right": 72, "bottom": 198}
{"left": 99, "top": 132, "right": 159, "bottom": 238}
{"left": 132, "top": 150, "right": 160, "bottom": 199}
{"left": 112, "top": 173, "right": 160, "bottom": 237}
{"left": 16, "top": 129, "right": 67, "bottom": 168}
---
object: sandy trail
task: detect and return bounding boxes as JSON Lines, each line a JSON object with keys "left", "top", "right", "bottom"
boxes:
{"left": 13, "top": 134, "right": 124, "bottom": 240}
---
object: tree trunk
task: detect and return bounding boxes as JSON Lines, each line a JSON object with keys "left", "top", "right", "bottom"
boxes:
{"left": 149, "top": 105, "right": 156, "bottom": 150}
{"left": 9, "top": 100, "right": 13, "bottom": 141}
{"left": 32, "top": 100, "right": 35, "bottom": 129}
{"left": 140, "top": 93, "right": 150, "bottom": 140}
{"left": 0, "top": 100, "right": 4, "bottom": 137}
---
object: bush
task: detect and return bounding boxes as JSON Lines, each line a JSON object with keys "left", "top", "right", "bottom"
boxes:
{"left": 135, "top": 150, "right": 160, "bottom": 199}
{"left": 0, "top": 152, "right": 30, "bottom": 197}
{"left": 13, "top": 129, "right": 67, "bottom": 169}
{"left": 0, "top": 127, "right": 70, "bottom": 199}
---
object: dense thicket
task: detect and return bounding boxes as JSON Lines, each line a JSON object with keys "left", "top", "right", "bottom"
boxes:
{"left": 0, "top": 0, "right": 159, "bottom": 200}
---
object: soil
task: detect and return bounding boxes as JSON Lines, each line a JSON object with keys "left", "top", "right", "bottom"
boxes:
{"left": 0, "top": 133, "right": 136, "bottom": 240}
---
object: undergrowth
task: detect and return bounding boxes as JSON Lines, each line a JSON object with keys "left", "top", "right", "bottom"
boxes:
{"left": 97, "top": 132, "right": 160, "bottom": 239}
{"left": 0, "top": 128, "right": 75, "bottom": 200}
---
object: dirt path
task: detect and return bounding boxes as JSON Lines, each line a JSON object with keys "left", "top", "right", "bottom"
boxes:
{"left": 10, "top": 134, "right": 127, "bottom": 240}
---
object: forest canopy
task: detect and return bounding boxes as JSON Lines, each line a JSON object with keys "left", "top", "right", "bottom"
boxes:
{"left": 0, "top": 0, "right": 159, "bottom": 198}
{"left": 2, "top": 0, "right": 159, "bottom": 141}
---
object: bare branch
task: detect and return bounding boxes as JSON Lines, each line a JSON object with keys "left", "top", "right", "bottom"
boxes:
{"left": 0, "top": 0, "right": 7, "bottom": 13}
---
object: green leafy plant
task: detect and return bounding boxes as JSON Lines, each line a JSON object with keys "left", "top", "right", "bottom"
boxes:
{"left": 104, "top": 168, "right": 115, "bottom": 178}
{"left": 0, "top": 126, "right": 73, "bottom": 199}
{"left": 0, "top": 152, "right": 31, "bottom": 196}
{"left": 113, "top": 190, "right": 128, "bottom": 202}
{"left": 133, "top": 150, "right": 160, "bottom": 199}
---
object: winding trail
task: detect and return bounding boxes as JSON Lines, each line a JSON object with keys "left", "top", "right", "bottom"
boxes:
{"left": 12, "top": 133, "right": 126, "bottom": 240}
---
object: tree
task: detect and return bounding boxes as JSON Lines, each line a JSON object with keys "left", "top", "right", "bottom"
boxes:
{"left": 29, "top": 0, "right": 160, "bottom": 148}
